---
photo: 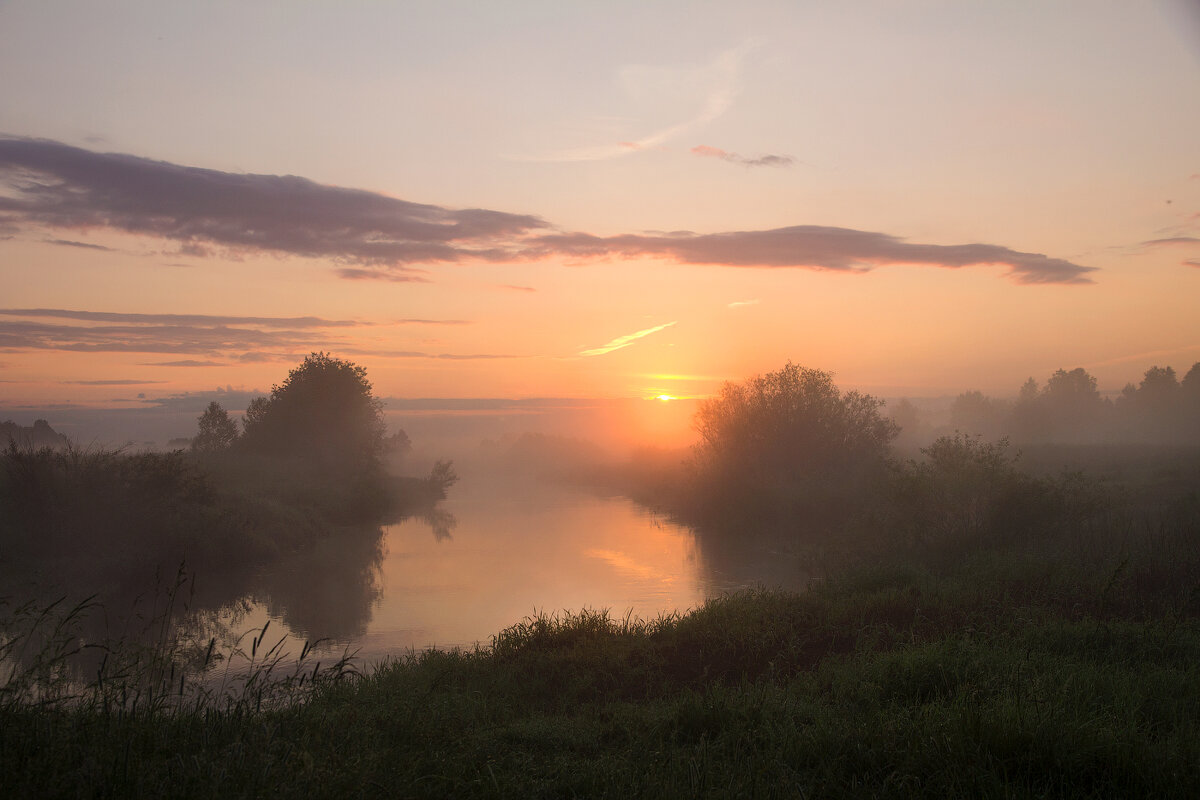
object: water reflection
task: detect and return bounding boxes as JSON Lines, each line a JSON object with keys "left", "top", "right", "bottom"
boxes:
{"left": 252, "top": 525, "right": 385, "bottom": 641}
{"left": 3, "top": 471, "right": 816, "bottom": 680}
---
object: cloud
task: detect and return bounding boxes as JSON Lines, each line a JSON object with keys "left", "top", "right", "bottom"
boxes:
{"left": 579, "top": 321, "right": 677, "bottom": 357}
{"left": 142, "top": 360, "right": 229, "bottom": 367}
{"left": 1141, "top": 236, "right": 1200, "bottom": 247}
{"left": 44, "top": 238, "right": 114, "bottom": 251}
{"left": 692, "top": 145, "right": 794, "bottom": 168}
{"left": 63, "top": 379, "right": 169, "bottom": 385}
{"left": 337, "top": 268, "right": 431, "bottom": 282}
{"left": 525, "top": 226, "right": 1096, "bottom": 285}
{"left": 1186, "top": 259, "right": 1200, "bottom": 268}
{"left": 727, "top": 298, "right": 760, "bottom": 308}
{"left": 497, "top": 284, "right": 537, "bottom": 293}
{"left": 517, "top": 43, "right": 752, "bottom": 163}
{"left": 0, "top": 308, "right": 364, "bottom": 328}
{"left": 391, "top": 318, "right": 472, "bottom": 326}
{"left": 0, "top": 319, "right": 337, "bottom": 355}
{"left": 0, "top": 309, "right": 368, "bottom": 357}
{"left": 360, "top": 350, "right": 521, "bottom": 361}
{"left": 0, "top": 137, "right": 1095, "bottom": 286}
{"left": 0, "top": 136, "right": 547, "bottom": 270}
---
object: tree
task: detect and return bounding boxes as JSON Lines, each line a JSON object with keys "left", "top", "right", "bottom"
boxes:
{"left": 1121, "top": 366, "right": 1181, "bottom": 441}
{"left": 191, "top": 401, "right": 239, "bottom": 452}
{"left": 239, "top": 353, "right": 387, "bottom": 470}
{"left": 1011, "top": 368, "right": 1105, "bottom": 443}
{"left": 691, "top": 363, "right": 898, "bottom": 512}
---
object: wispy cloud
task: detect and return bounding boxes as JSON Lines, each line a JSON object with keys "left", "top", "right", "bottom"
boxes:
{"left": 45, "top": 238, "right": 114, "bottom": 251}
{"left": 692, "top": 145, "right": 794, "bottom": 168}
{"left": 518, "top": 43, "right": 752, "bottom": 163}
{"left": 1186, "top": 259, "right": 1200, "bottom": 268}
{"left": 63, "top": 379, "right": 169, "bottom": 385}
{"left": 579, "top": 321, "right": 677, "bottom": 357}
{"left": 337, "top": 268, "right": 431, "bottom": 282}
{"left": 0, "top": 308, "right": 366, "bottom": 357}
{"left": 0, "top": 319, "right": 337, "bottom": 355}
{"left": 142, "top": 360, "right": 229, "bottom": 367}
{"left": 0, "top": 308, "right": 364, "bottom": 328}
{"left": 391, "top": 318, "right": 472, "bottom": 326}
{"left": 362, "top": 350, "right": 522, "bottom": 361}
{"left": 1141, "top": 236, "right": 1200, "bottom": 247}
{"left": 497, "top": 284, "right": 537, "bottom": 293}
{"left": 727, "top": 298, "right": 760, "bottom": 308}
{"left": 0, "top": 137, "right": 1096, "bottom": 286}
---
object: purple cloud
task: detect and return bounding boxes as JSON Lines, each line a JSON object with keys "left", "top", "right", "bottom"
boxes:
{"left": 691, "top": 144, "right": 795, "bottom": 168}
{"left": 0, "top": 136, "right": 547, "bottom": 273}
{"left": 0, "top": 136, "right": 1096, "bottom": 285}
{"left": 524, "top": 226, "right": 1096, "bottom": 285}
{"left": 45, "top": 238, "right": 114, "bottom": 251}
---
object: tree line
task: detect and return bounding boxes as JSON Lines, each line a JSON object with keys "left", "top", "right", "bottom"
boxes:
{"left": 894, "top": 362, "right": 1200, "bottom": 445}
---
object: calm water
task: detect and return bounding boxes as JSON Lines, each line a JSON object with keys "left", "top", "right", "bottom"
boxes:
{"left": 229, "top": 471, "right": 809, "bottom": 663}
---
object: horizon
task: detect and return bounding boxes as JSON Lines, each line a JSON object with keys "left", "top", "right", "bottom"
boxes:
{"left": 2, "top": 2, "right": 1199, "bottom": 439}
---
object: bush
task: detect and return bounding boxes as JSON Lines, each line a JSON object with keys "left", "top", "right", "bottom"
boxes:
{"left": 688, "top": 363, "right": 898, "bottom": 522}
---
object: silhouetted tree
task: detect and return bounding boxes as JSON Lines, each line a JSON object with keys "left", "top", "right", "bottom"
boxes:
{"left": 191, "top": 401, "right": 239, "bottom": 452}
{"left": 1116, "top": 366, "right": 1181, "bottom": 442}
{"left": 1182, "top": 362, "right": 1200, "bottom": 401}
{"left": 691, "top": 363, "right": 898, "bottom": 519}
{"left": 239, "top": 352, "right": 387, "bottom": 470}
{"left": 1011, "top": 368, "right": 1106, "bottom": 443}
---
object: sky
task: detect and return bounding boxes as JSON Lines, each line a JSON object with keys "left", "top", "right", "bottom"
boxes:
{"left": 1, "top": 0, "right": 1199, "bottom": 448}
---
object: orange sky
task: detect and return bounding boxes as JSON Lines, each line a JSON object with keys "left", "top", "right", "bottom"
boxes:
{"left": 1, "top": 2, "right": 1198, "bottom": 447}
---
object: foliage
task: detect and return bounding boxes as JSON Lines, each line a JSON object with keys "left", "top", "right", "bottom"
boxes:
{"left": 191, "top": 401, "right": 239, "bottom": 452}
{"left": 1011, "top": 367, "right": 1107, "bottom": 443}
{"left": 887, "top": 434, "right": 1085, "bottom": 548}
{"left": 239, "top": 352, "right": 387, "bottom": 470}
{"left": 688, "top": 362, "right": 898, "bottom": 521}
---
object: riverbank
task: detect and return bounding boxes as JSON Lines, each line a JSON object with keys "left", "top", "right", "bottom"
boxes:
{"left": 4, "top": 461, "right": 1198, "bottom": 797}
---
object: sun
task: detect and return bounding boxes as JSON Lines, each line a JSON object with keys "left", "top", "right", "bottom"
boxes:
{"left": 655, "top": 394, "right": 677, "bottom": 402}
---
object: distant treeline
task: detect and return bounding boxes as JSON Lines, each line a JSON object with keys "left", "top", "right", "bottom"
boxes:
{"left": 894, "top": 362, "right": 1200, "bottom": 445}
{"left": 0, "top": 419, "right": 69, "bottom": 450}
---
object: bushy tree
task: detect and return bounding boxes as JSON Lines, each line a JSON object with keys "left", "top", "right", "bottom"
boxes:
{"left": 191, "top": 401, "right": 239, "bottom": 452}
{"left": 239, "top": 352, "right": 387, "bottom": 470}
{"left": 690, "top": 363, "right": 898, "bottom": 517}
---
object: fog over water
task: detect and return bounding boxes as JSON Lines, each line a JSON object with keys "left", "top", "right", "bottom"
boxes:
{"left": 235, "top": 466, "right": 807, "bottom": 664}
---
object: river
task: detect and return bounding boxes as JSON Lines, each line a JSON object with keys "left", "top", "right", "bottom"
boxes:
{"left": 223, "top": 469, "right": 810, "bottom": 665}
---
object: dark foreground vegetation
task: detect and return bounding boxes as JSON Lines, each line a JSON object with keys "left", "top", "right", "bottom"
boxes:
{"left": 3, "top": 361, "right": 1199, "bottom": 797}
{"left": 0, "top": 354, "right": 455, "bottom": 604}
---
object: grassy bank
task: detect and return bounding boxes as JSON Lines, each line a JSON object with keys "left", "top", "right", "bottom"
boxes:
{"left": 3, "top": 451, "right": 1198, "bottom": 798}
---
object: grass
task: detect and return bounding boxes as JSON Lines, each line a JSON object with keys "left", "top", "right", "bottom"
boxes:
{"left": 2, "top": 440, "right": 1199, "bottom": 797}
